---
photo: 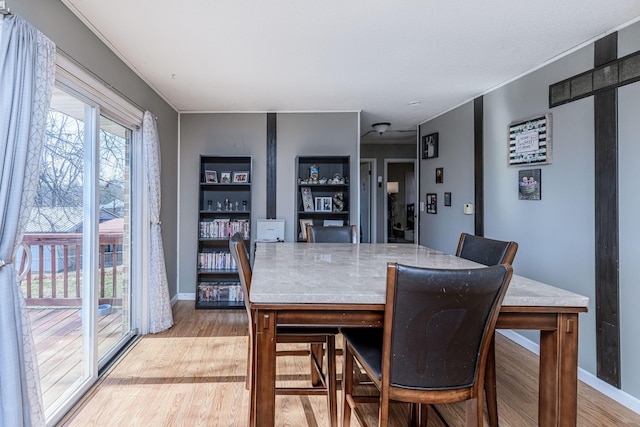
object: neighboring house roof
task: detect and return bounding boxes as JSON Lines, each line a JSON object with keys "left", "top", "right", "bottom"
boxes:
{"left": 25, "top": 207, "right": 119, "bottom": 233}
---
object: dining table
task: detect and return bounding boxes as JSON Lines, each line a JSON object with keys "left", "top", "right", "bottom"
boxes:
{"left": 249, "top": 242, "right": 589, "bottom": 427}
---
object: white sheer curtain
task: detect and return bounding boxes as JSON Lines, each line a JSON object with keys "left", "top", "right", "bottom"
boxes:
{"left": 142, "top": 111, "right": 174, "bottom": 333}
{"left": 0, "top": 14, "right": 55, "bottom": 427}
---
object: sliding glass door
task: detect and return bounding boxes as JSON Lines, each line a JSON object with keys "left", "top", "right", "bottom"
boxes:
{"left": 22, "top": 86, "right": 137, "bottom": 423}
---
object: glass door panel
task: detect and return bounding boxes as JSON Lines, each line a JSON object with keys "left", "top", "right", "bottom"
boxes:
{"left": 97, "top": 115, "right": 134, "bottom": 362}
{"left": 26, "top": 87, "right": 90, "bottom": 416}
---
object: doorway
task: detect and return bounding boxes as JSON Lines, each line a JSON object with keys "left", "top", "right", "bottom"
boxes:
{"left": 384, "top": 159, "right": 416, "bottom": 243}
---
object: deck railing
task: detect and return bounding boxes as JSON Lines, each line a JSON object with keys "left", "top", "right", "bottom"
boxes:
{"left": 20, "top": 233, "right": 124, "bottom": 307}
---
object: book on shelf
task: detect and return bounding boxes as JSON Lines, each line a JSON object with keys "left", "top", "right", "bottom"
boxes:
{"left": 197, "top": 251, "right": 237, "bottom": 270}
{"left": 197, "top": 282, "right": 244, "bottom": 302}
{"left": 199, "top": 219, "right": 250, "bottom": 239}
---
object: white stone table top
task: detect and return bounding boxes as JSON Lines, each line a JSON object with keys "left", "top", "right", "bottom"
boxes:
{"left": 250, "top": 242, "right": 589, "bottom": 309}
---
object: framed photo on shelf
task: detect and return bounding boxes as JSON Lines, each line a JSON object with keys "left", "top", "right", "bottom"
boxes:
{"left": 315, "top": 196, "right": 332, "bottom": 212}
{"left": 205, "top": 170, "right": 217, "bottom": 183}
{"left": 426, "top": 193, "right": 437, "bottom": 214}
{"left": 422, "top": 132, "right": 439, "bottom": 159}
{"left": 233, "top": 171, "right": 249, "bottom": 183}
{"left": 301, "top": 187, "right": 314, "bottom": 212}
{"left": 220, "top": 171, "right": 232, "bottom": 183}
{"left": 299, "top": 218, "right": 314, "bottom": 240}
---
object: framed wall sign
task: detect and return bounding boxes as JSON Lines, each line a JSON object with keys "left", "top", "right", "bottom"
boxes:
{"left": 508, "top": 113, "right": 552, "bottom": 166}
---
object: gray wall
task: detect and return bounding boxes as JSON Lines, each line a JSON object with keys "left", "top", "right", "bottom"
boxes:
{"left": 419, "top": 102, "right": 475, "bottom": 253}
{"left": 277, "top": 113, "right": 359, "bottom": 242}
{"left": 618, "top": 21, "right": 640, "bottom": 399}
{"left": 16, "top": 0, "right": 180, "bottom": 298}
{"left": 361, "top": 143, "right": 416, "bottom": 242}
{"left": 178, "top": 112, "right": 359, "bottom": 295}
{"left": 418, "top": 22, "right": 640, "bottom": 401}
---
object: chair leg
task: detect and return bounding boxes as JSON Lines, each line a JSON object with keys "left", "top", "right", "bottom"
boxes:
{"left": 378, "top": 388, "right": 390, "bottom": 427}
{"left": 408, "top": 403, "right": 428, "bottom": 427}
{"left": 465, "top": 397, "right": 483, "bottom": 427}
{"left": 485, "top": 334, "right": 498, "bottom": 427}
{"left": 326, "top": 335, "right": 338, "bottom": 427}
{"left": 310, "top": 342, "right": 324, "bottom": 386}
{"left": 342, "top": 343, "right": 354, "bottom": 427}
{"left": 246, "top": 336, "right": 252, "bottom": 390}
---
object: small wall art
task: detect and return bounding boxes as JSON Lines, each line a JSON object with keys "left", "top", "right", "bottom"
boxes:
{"left": 426, "top": 193, "right": 437, "bottom": 214}
{"left": 508, "top": 113, "right": 552, "bottom": 166}
{"left": 422, "top": 132, "right": 439, "bottom": 159}
{"left": 444, "top": 192, "right": 451, "bottom": 206}
{"left": 518, "top": 169, "right": 542, "bottom": 200}
{"left": 435, "top": 167, "right": 443, "bottom": 183}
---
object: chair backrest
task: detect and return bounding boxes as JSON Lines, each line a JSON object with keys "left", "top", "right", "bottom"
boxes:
{"left": 306, "top": 224, "right": 358, "bottom": 243}
{"left": 229, "top": 233, "right": 252, "bottom": 317}
{"left": 456, "top": 232, "right": 518, "bottom": 266}
{"left": 382, "top": 263, "right": 512, "bottom": 392}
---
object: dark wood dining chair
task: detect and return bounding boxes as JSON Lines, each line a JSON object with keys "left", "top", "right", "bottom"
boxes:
{"left": 229, "top": 233, "right": 339, "bottom": 427}
{"left": 306, "top": 224, "right": 358, "bottom": 243}
{"left": 341, "top": 263, "right": 513, "bottom": 427}
{"left": 456, "top": 232, "right": 518, "bottom": 427}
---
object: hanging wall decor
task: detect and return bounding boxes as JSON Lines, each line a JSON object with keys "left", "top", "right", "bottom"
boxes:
{"left": 508, "top": 113, "right": 552, "bottom": 166}
{"left": 518, "top": 169, "right": 542, "bottom": 200}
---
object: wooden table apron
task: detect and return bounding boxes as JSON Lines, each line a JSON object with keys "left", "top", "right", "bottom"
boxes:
{"left": 249, "top": 243, "right": 587, "bottom": 427}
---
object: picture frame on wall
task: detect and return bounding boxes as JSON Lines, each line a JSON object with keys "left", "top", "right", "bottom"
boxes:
{"left": 435, "top": 167, "right": 443, "bottom": 183}
{"left": 422, "top": 132, "right": 439, "bottom": 159}
{"left": 426, "top": 193, "right": 437, "bottom": 214}
{"left": 444, "top": 192, "right": 451, "bottom": 206}
{"left": 508, "top": 113, "right": 552, "bottom": 166}
{"left": 518, "top": 168, "right": 542, "bottom": 200}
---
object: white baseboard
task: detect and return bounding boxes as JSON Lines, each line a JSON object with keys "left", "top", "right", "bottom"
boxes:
{"left": 498, "top": 330, "right": 640, "bottom": 415}
{"left": 177, "top": 292, "right": 196, "bottom": 301}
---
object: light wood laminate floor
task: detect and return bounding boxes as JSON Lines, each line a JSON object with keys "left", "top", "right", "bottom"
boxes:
{"left": 60, "top": 301, "right": 640, "bottom": 426}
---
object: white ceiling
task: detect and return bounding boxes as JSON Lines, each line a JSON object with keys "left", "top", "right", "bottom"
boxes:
{"left": 62, "top": 1, "right": 640, "bottom": 143}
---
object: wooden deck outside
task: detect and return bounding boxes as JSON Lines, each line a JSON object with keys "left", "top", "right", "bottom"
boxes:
{"left": 28, "top": 306, "right": 125, "bottom": 410}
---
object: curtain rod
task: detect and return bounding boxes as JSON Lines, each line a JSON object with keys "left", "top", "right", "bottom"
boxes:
{"left": 0, "top": 1, "right": 11, "bottom": 15}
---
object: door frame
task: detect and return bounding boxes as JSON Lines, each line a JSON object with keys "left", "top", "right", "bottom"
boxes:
{"left": 383, "top": 158, "right": 417, "bottom": 243}
{"left": 360, "top": 158, "right": 376, "bottom": 243}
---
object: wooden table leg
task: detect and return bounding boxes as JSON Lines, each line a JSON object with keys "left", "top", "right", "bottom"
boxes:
{"left": 253, "top": 309, "right": 277, "bottom": 427}
{"left": 539, "top": 313, "right": 579, "bottom": 427}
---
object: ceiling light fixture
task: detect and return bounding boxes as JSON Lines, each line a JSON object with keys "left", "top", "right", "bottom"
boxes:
{"left": 372, "top": 122, "right": 391, "bottom": 135}
{"left": 408, "top": 100, "right": 422, "bottom": 107}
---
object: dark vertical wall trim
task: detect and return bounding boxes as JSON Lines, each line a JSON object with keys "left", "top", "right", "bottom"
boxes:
{"left": 266, "top": 113, "right": 277, "bottom": 218}
{"left": 594, "top": 33, "right": 620, "bottom": 387}
{"left": 473, "top": 97, "right": 484, "bottom": 237}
